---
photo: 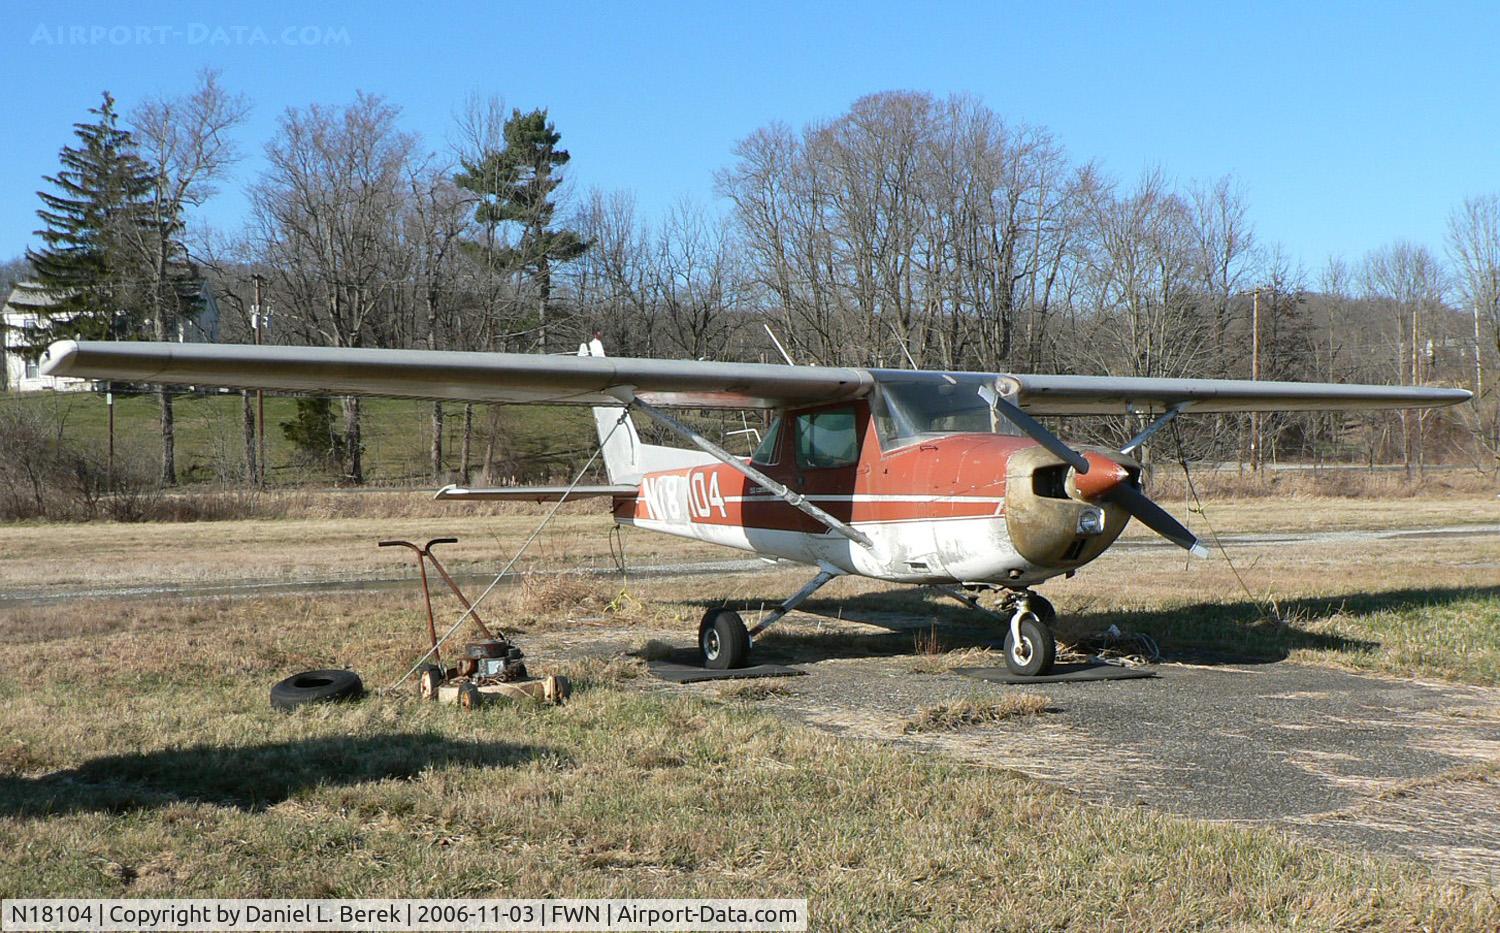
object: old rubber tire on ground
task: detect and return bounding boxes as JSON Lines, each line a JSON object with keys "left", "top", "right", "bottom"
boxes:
{"left": 1003, "top": 615, "right": 1056, "bottom": 677}
{"left": 270, "top": 669, "right": 364, "bottom": 711}
{"left": 699, "top": 608, "right": 751, "bottom": 670}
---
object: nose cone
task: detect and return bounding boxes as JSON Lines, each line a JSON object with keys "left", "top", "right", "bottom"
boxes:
{"left": 1067, "top": 451, "right": 1131, "bottom": 501}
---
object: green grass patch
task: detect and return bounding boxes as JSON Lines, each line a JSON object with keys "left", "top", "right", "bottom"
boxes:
{"left": 0, "top": 391, "right": 594, "bottom": 485}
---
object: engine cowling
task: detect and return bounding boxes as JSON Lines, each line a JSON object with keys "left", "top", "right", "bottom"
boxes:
{"left": 1003, "top": 445, "right": 1137, "bottom": 569}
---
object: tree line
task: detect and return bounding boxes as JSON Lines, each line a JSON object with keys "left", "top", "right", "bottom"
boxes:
{"left": 8, "top": 83, "right": 1498, "bottom": 486}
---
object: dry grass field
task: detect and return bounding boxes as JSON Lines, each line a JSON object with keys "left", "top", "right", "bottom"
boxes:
{"left": 0, "top": 492, "right": 1497, "bottom": 927}
{"left": 0, "top": 492, "right": 1493, "bottom": 593}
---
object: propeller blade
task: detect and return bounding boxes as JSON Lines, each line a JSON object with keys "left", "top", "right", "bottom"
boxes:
{"left": 983, "top": 388, "right": 1090, "bottom": 474}
{"left": 1101, "top": 482, "right": 1210, "bottom": 558}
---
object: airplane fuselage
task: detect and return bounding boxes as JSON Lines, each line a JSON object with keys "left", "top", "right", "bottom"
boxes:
{"left": 611, "top": 399, "right": 1133, "bottom": 589}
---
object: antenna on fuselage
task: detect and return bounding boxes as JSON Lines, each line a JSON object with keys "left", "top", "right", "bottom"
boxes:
{"left": 886, "top": 320, "right": 919, "bottom": 369}
{"left": 763, "top": 324, "right": 797, "bottom": 366}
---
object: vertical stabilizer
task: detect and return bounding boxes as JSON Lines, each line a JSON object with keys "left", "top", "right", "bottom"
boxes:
{"left": 581, "top": 338, "right": 645, "bottom": 484}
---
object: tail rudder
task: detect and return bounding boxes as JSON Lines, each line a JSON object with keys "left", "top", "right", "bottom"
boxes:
{"left": 580, "top": 336, "right": 716, "bottom": 484}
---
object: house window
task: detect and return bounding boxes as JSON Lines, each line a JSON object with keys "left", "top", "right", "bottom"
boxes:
{"left": 795, "top": 408, "right": 859, "bottom": 469}
{"left": 19, "top": 321, "right": 39, "bottom": 379}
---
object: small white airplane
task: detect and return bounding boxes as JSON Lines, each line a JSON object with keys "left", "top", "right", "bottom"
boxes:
{"left": 42, "top": 337, "right": 1469, "bottom": 677}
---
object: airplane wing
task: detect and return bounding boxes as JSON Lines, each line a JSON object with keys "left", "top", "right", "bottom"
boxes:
{"left": 994, "top": 373, "right": 1471, "bottom": 415}
{"left": 43, "top": 340, "right": 1468, "bottom": 414}
{"left": 40, "top": 340, "right": 872, "bottom": 410}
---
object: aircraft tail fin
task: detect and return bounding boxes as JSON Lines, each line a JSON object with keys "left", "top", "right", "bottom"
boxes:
{"left": 580, "top": 337, "right": 714, "bottom": 484}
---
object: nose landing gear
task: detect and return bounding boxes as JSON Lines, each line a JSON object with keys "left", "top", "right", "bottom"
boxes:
{"left": 1000, "top": 592, "right": 1056, "bottom": 677}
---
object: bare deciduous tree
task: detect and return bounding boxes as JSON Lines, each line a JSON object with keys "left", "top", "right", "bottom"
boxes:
{"left": 1447, "top": 194, "right": 1500, "bottom": 398}
{"left": 249, "top": 92, "right": 415, "bottom": 483}
{"left": 128, "top": 69, "right": 249, "bottom": 484}
{"left": 1362, "top": 242, "right": 1447, "bottom": 475}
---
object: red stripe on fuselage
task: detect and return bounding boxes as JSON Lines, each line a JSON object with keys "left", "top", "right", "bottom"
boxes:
{"left": 620, "top": 426, "right": 1035, "bottom": 533}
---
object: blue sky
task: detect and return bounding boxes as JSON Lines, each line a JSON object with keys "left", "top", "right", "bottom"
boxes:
{"left": 4, "top": 0, "right": 1498, "bottom": 273}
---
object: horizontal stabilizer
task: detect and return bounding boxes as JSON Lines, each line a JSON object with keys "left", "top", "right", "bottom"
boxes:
{"left": 434, "top": 484, "right": 636, "bottom": 502}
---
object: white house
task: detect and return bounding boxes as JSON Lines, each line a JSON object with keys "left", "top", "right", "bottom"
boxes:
{"left": 2, "top": 282, "right": 220, "bottom": 393}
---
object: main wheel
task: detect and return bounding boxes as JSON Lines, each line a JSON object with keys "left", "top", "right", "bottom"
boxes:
{"left": 1003, "top": 615, "right": 1056, "bottom": 677}
{"left": 699, "top": 608, "right": 751, "bottom": 670}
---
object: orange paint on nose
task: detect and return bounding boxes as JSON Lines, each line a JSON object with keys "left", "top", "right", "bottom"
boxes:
{"left": 1069, "top": 452, "right": 1129, "bottom": 500}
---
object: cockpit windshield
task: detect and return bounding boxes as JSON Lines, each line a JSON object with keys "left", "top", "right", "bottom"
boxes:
{"left": 868, "top": 371, "right": 1023, "bottom": 450}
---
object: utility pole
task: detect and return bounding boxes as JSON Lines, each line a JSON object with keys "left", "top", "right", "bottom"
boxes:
{"left": 253, "top": 274, "right": 266, "bottom": 486}
{"left": 106, "top": 389, "right": 114, "bottom": 492}
{"left": 1474, "top": 292, "right": 1485, "bottom": 399}
{"left": 1250, "top": 287, "right": 1261, "bottom": 472}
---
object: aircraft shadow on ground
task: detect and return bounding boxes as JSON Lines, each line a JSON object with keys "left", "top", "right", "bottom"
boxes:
{"left": 0, "top": 734, "right": 553, "bottom": 818}
{"left": 1071, "top": 585, "right": 1497, "bottom": 667}
{"left": 680, "top": 585, "right": 1495, "bottom": 668}
{"left": 681, "top": 590, "right": 1005, "bottom": 665}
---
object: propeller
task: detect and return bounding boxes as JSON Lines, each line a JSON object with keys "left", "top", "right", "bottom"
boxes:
{"left": 1098, "top": 481, "right": 1210, "bottom": 558}
{"left": 987, "top": 387, "right": 1209, "bottom": 558}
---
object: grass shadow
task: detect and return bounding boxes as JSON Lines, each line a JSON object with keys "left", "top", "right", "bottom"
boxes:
{"left": 0, "top": 733, "right": 554, "bottom": 818}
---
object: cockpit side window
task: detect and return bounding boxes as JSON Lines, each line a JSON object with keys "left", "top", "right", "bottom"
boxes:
{"left": 794, "top": 408, "right": 859, "bottom": 469}
{"left": 750, "top": 417, "right": 782, "bottom": 465}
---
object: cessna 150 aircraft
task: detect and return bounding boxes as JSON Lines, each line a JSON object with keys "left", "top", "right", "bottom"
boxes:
{"left": 41, "top": 337, "right": 1469, "bottom": 677}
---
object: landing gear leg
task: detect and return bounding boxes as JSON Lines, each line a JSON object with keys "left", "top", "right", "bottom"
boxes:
{"left": 747, "top": 568, "right": 839, "bottom": 638}
{"left": 699, "top": 567, "right": 841, "bottom": 669}
{"left": 994, "top": 589, "right": 1056, "bottom": 627}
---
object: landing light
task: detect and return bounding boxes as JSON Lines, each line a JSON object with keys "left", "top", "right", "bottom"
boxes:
{"left": 1077, "top": 509, "right": 1104, "bottom": 535}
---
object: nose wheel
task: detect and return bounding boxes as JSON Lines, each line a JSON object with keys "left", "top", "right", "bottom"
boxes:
{"left": 1003, "top": 596, "right": 1056, "bottom": 677}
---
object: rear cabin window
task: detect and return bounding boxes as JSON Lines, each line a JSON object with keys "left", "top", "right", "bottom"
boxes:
{"left": 795, "top": 408, "right": 859, "bottom": 469}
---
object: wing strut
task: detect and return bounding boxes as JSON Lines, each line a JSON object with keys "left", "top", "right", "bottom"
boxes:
{"left": 614, "top": 390, "right": 876, "bottom": 551}
{"left": 1120, "top": 403, "right": 1192, "bottom": 455}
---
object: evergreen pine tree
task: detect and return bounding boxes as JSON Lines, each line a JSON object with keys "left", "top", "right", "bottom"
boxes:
{"left": 20, "top": 92, "right": 153, "bottom": 350}
{"left": 455, "top": 108, "right": 588, "bottom": 351}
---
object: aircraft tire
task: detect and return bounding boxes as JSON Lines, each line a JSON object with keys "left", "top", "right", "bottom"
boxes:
{"left": 1003, "top": 616, "right": 1055, "bottom": 677}
{"left": 270, "top": 669, "right": 364, "bottom": 711}
{"left": 699, "top": 608, "right": 751, "bottom": 670}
